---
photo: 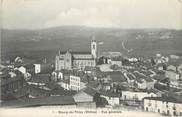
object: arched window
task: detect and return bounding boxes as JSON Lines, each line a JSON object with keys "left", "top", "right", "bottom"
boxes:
{"left": 93, "top": 44, "right": 95, "bottom": 49}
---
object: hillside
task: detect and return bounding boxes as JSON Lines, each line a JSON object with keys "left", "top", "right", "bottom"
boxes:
{"left": 1, "top": 26, "right": 182, "bottom": 63}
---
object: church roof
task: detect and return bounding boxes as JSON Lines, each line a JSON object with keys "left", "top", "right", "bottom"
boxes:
{"left": 59, "top": 51, "right": 91, "bottom": 55}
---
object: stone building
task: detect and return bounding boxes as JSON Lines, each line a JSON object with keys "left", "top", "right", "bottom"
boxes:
{"left": 55, "top": 39, "right": 97, "bottom": 70}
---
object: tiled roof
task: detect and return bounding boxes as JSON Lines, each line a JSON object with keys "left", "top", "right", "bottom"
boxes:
{"left": 108, "top": 72, "right": 127, "bottom": 83}
{"left": 40, "top": 64, "right": 54, "bottom": 74}
{"left": 144, "top": 96, "right": 182, "bottom": 103}
{"left": 73, "top": 58, "right": 94, "bottom": 60}
{"left": 111, "top": 57, "right": 122, "bottom": 61}
{"left": 30, "top": 74, "right": 51, "bottom": 83}
{"left": 127, "top": 74, "right": 135, "bottom": 80}
{"left": 72, "top": 51, "right": 91, "bottom": 54}
{"left": 100, "top": 90, "right": 119, "bottom": 97}
{"left": 27, "top": 85, "right": 50, "bottom": 96}
{"left": 86, "top": 81, "right": 100, "bottom": 89}
{"left": 59, "top": 51, "right": 91, "bottom": 55}
{"left": 83, "top": 87, "right": 98, "bottom": 97}
{"left": 50, "top": 88, "right": 76, "bottom": 96}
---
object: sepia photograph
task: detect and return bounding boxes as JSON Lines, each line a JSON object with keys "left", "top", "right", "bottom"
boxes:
{"left": 0, "top": 0, "right": 182, "bottom": 117}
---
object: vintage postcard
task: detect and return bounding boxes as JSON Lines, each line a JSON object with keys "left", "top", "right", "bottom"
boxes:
{"left": 1, "top": 0, "right": 182, "bottom": 117}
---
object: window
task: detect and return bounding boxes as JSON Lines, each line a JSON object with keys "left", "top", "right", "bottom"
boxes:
{"left": 146, "top": 107, "right": 148, "bottom": 111}
{"left": 158, "top": 109, "right": 160, "bottom": 113}
{"left": 173, "top": 111, "right": 176, "bottom": 116}
{"left": 167, "top": 110, "right": 170, "bottom": 115}
{"left": 173, "top": 104, "right": 176, "bottom": 110}
{"left": 66, "top": 59, "right": 69, "bottom": 62}
{"left": 155, "top": 101, "right": 157, "bottom": 107}
{"left": 93, "top": 45, "right": 95, "bottom": 49}
{"left": 124, "top": 95, "right": 126, "bottom": 100}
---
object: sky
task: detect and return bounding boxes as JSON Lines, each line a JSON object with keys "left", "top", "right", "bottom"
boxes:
{"left": 1, "top": 0, "right": 182, "bottom": 29}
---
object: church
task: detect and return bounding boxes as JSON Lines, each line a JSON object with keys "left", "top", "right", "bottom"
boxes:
{"left": 55, "top": 39, "right": 97, "bottom": 70}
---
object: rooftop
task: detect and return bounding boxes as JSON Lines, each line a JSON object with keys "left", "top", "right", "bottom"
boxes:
{"left": 29, "top": 74, "right": 51, "bottom": 84}
{"left": 108, "top": 72, "right": 127, "bottom": 83}
{"left": 144, "top": 96, "right": 182, "bottom": 103}
{"left": 59, "top": 51, "right": 91, "bottom": 55}
{"left": 100, "top": 90, "right": 119, "bottom": 97}
{"left": 1, "top": 96, "right": 76, "bottom": 107}
{"left": 83, "top": 87, "right": 98, "bottom": 97}
{"left": 24, "top": 64, "right": 35, "bottom": 69}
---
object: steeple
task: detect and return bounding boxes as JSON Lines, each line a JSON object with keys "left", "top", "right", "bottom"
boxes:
{"left": 91, "top": 36, "right": 97, "bottom": 59}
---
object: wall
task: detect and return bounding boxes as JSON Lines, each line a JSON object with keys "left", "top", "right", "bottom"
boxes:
{"left": 101, "top": 95, "right": 120, "bottom": 106}
{"left": 121, "top": 91, "right": 156, "bottom": 101}
{"left": 34, "top": 64, "right": 41, "bottom": 74}
{"left": 144, "top": 99, "right": 182, "bottom": 116}
{"left": 70, "top": 75, "right": 80, "bottom": 91}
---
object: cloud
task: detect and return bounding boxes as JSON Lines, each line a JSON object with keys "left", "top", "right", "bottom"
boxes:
{"left": 2, "top": 0, "right": 182, "bottom": 29}
{"left": 45, "top": 7, "right": 120, "bottom": 28}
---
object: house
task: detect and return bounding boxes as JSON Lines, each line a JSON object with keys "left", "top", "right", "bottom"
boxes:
{"left": 84, "top": 66, "right": 95, "bottom": 74}
{"left": 28, "top": 74, "right": 51, "bottom": 86}
{"left": 59, "top": 74, "right": 87, "bottom": 91}
{"left": 100, "top": 90, "right": 120, "bottom": 106}
{"left": 59, "top": 79, "right": 70, "bottom": 90}
{"left": 24, "top": 64, "right": 35, "bottom": 75}
{"left": 121, "top": 90, "right": 157, "bottom": 101}
{"left": 136, "top": 80, "right": 155, "bottom": 90}
{"left": 17, "top": 66, "right": 26, "bottom": 74}
{"left": 70, "top": 75, "right": 86, "bottom": 91}
{"left": 124, "top": 72, "right": 135, "bottom": 85}
{"left": 108, "top": 57, "right": 122, "bottom": 67}
{"left": 16, "top": 66, "right": 32, "bottom": 80}
{"left": 157, "top": 63, "right": 166, "bottom": 71}
{"left": 49, "top": 86, "right": 76, "bottom": 96}
{"left": 165, "top": 70, "right": 180, "bottom": 80}
{"left": 27, "top": 85, "right": 50, "bottom": 98}
{"left": 73, "top": 87, "right": 97, "bottom": 108}
{"left": 51, "top": 71, "right": 63, "bottom": 81}
{"left": 98, "top": 56, "right": 109, "bottom": 64}
{"left": 86, "top": 81, "right": 101, "bottom": 90}
{"left": 102, "top": 83, "right": 111, "bottom": 91}
{"left": 101, "top": 51, "right": 122, "bottom": 58}
{"left": 34, "top": 64, "right": 41, "bottom": 74}
{"left": 120, "top": 90, "right": 157, "bottom": 106}
{"left": 167, "top": 65, "right": 177, "bottom": 72}
{"left": 143, "top": 96, "right": 182, "bottom": 116}
{"left": 133, "top": 71, "right": 154, "bottom": 89}
{"left": 128, "top": 58, "right": 138, "bottom": 62}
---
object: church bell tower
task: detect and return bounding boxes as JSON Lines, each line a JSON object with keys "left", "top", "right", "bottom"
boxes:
{"left": 91, "top": 37, "right": 97, "bottom": 59}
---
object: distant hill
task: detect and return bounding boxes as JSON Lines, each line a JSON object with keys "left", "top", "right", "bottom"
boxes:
{"left": 1, "top": 26, "right": 182, "bottom": 63}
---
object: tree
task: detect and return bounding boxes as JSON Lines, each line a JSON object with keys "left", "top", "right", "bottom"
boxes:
{"left": 93, "top": 93, "right": 108, "bottom": 107}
